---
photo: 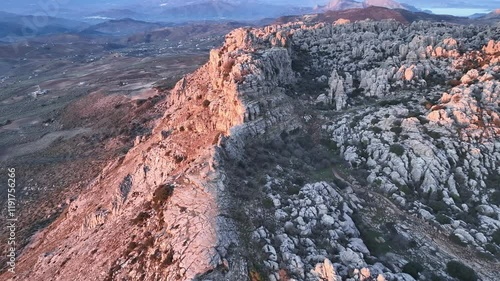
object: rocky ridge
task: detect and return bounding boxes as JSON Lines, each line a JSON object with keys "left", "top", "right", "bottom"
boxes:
{"left": 217, "top": 19, "right": 500, "bottom": 281}
{"left": 4, "top": 18, "right": 500, "bottom": 281}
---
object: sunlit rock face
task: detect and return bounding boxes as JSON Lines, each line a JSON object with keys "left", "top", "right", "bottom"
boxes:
{"left": 6, "top": 17, "right": 500, "bottom": 281}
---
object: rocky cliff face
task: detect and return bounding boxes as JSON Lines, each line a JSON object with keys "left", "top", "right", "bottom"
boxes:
{"left": 5, "top": 19, "right": 500, "bottom": 281}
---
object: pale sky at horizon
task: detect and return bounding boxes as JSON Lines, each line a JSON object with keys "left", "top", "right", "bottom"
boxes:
{"left": 1, "top": 0, "right": 499, "bottom": 16}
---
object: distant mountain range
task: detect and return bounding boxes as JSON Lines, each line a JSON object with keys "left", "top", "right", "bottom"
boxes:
{"left": 0, "top": 11, "right": 87, "bottom": 42}
{"left": 84, "top": 1, "right": 313, "bottom": 22}
{"left": 80, "top": 18, "right": 166, "bottom": 36}
{"left": 1, "top": 3, "right": 499, "bottom": 43}
{"left": 275, "top": 5, "right": 496, "bottom": 25}
{"left": 322, "top": 0, "right": 419, "bottom": 12}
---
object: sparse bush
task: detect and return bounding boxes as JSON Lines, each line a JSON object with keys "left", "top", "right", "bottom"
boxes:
{"left": 407, "top": 111, "right": 421, "bottom": 118}
{"left": 402, "top": 261, "right": 424, "bottom": 279}
{"left": 449, "top": 79, "right": 461, "bottom": 87}
{"left": 428, "top": 200, "right": 448, "bottom": 213}
{"left": 132, "top": 212, "right": 151, "bottom": 225}
{"left": 436, "top": 214, "right": 451, "bottom": 225}
{"left": 398, "top": 185, "right": 411, "bottom": 195}
{"left": 286, "top": 185, "right": 302, "bottom": 195}
{"left": 174, "top": 154, "right": 186, "bottom": 163}
{"left": 320, "top": 138, "right": 338, "bottom": 151}
{"left": 389, "top": 144, "right": 405, "bottom": 156}
{"left": 352, "top": 213, "right": 390, "bottom": 255}
{"left": 222, "top": 58, "right": 235, "bottom": 74}
{"left": 202, "top": 99, "right": 211, "bottom": 107}
{"left": 492, "top": 229, "right": 500, "bottom": 245}
{"left": 418, "top": 116, "right": 430, "bottom": 125}
{"left": 126, "top": 241, "right": 138, "bottom": 254}
{"left": 350, "top": 115, "right": 363, "bottom": 128}
{"left": 486, "top": 174, "right": 500, "bottom": 192}
{"left": 446, "top": 260, "right": 477, "bottom": 281}
{"left": 371, "top": 126, "right": 383, "bottom": 134}
{"left": 426, "top": 130, "right": 442, "bottom": 140}
{"left": 262, "top": 198, "right": 274, "bottom": 209}
{"left": 161, "top": 250, "right": 175, "bottom": 267}
{"left": 391, "top": 126, "right": 402, "bottom": 134}
{"left": 485, "top": 243, "right": 498, "bottom": 254}
{"left": 152, "top": 184, "right": 174, "bottom": 211}
{"left": 449, "top": 233, "right": 467, "bottom": 246}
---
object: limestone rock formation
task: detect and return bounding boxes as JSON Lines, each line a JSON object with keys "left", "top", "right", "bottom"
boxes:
{"left": 5, "top": 15, "right": 500, "bottom": 281}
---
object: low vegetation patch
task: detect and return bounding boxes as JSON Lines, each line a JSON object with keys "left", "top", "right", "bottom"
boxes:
{"left": 402, "top": 261, "right": 424, "bottom": 279}
{"left": 389, "top": 144, "right": 405, "bottom": 156}
{"left": 152, "top": 184, "right": 174, "bottom": 211}
{"left": 446, "top": 261, "right": 477, "bottom": 281}
{"left": 435, "top": 214, "right": 451, "bottom": 225}
{"left": 492, "top": 229, "right": 500, "bottom": 246}
{"left": 132, "top": 212, "right": 151, "bottom": 225}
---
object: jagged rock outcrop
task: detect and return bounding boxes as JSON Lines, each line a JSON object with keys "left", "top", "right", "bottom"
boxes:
{"left": 6, "top": 17, "right": 500, "bottom": 281}
{"left": 328, "top": 70, "right": 347, "bottom": 110}
{"left": 324, "top": 39, "right": 500, "bottom": 269}
{"left": 6, "top": 26, "right": 299, "bottom": 281}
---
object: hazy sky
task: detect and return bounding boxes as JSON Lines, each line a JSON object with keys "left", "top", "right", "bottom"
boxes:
{"left": 2, "top": 0, "right": 499, "bottom": 16}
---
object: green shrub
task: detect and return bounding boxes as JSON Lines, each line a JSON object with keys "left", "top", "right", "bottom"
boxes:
{"left": 492, "top": 229, "right": 500, "bottom": 245}
{"left": 418, "top": 116, "right": 429, "bottom": 125}
{"left": 371, "top": 126, "right": 383, "bottom": 134}
{"left": 262, "top": 198, "right": 274, "bottom": 209}
{"left": 320, "top": 138, "right": 338, "bottom": 151}
{"left": 292, "top": 177, "right": 305, "bottom": 186}
{"left": 132, "top": 212, "right": 151, "bottom": 225}
{"left": 407, "top": 111, "right": 421, "bottom": 118}
{"left": 391, "top": 126, "right": 403, "bottom": 134}
{"left": 352, "top": 213, "right": 389, "bottom": 256}
{"left": 426, "top": 130, "right": 442, "bottom": 140}
{"left": 491, "top": 190, "right": 500, "bottom": 206}
{"left": 286, "top": 185, "right": 302, "bottom": 195}
{"left": 449, "top": 233, "right": 467, "bottom": 246}
{"left": 446, "top": 261, "right": 477, "bottom": 281}
{"left": 485, "top": 243, "right": 498, "bottom": 254}
{"left": 428, "top": 200, "right": 449, "bottom": 213}
{"left": 402, "top": 261, "right": 424, "bottom": 279}
{"left": 389, "top": 144, "right": 405, "bottom": 156}
{"left": 152, "top": 184, "right": 174, "bottom": 211}
{"left": 435, "top": 214, "right": 451, "bottom": 225}
{"left": 399, "top": 185, "right": 412, "bottom": 195}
